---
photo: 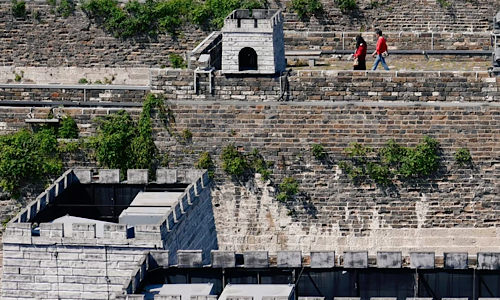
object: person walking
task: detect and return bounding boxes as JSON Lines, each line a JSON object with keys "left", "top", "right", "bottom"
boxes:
{"left": 371, "top": 29, "right": 390, "bottom": 71}
{"left": 353, "top": 36, "right": 367, "bottom": 70}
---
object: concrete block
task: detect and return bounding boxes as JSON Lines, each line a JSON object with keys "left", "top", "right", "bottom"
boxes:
{"left": 299, "top": 298, "right": 325, "bottom": 300}
{"left": 73, "top": 169, "right": 91, "bottom": 184}
{"left": 211, "top": 250, "right": 236, "bottom": 268}
{"left": 227, "top": 297, "right": 253, "bottom": 300}
{"left": 371, "top": 298, "right": 397, "bottom": 300}
{"left": 40, "top": 223, "right": 64, "bottom": 238}
{"left": 149, "top": 251, "right": 169, "bottom": 268}
{"left": 277, "top": 251, "right": 302, "bottom": 268}
{"left": 157, "top": 169, "right": 177, "bottom": 184}
{"left": 99, "top": 169, "right": 120, "bottom": 183}
{"left": 177, "top": 250, "right": 202, "bottom": 268}
{"left": 334, "top": 298, "right": 360, "bottom": 300}
{"left": 191, "top": 296, "right": 217, "bottom": 300}
{"left": 343, "top": 251, "right": 368, "bottom": 268}
{"left": 444, "top": 252, "right": 468, "bottom": 269}
{"left": 310, "top": 251, "right": 335, "bottom": 268}
{"left": 262, "top": 297, "right": 288, "bottom": 300}
{"left": 377, "top": 252, "right": 402, "bottom": 268}
{"left": 410, "top": 252, "right": 435, "bottom": 269}
{"left": 185, "top": 169, "right": 201, "bottom": 183}
{"left": 406, "top": 298, "right": 433, "bottom": 300}
{"left": 244, "top": 251, "right": 268, "bottom": 268}
{"left": 103, "top": 224, "right": 127, "bottom": 240}
{"left": 442, "top": 298, "right": 468, "bottom": 300}
{"left": 478, "top": 253, "right": 500, "bottom": 270}
{"left": 127, "top": 169, "right": 148, "bottom": 184}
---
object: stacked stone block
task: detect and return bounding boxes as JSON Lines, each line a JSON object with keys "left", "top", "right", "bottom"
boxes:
{"left": 1, "top": 169, "right": 216, "bottom": 300}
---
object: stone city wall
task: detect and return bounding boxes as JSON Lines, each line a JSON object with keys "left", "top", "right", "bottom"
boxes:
{"left": 3, "top": 99, "right": 500, "bottom": 255}
{"left": 1, "top": 169, "right": 217, "bottom": 300}
{"left": 0, "top": 0, "right": 497, "bottom": 68}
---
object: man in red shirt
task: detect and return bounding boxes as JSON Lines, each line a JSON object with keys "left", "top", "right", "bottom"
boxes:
{"left": 371, "top": 29, "right": 390, "bottom": 71}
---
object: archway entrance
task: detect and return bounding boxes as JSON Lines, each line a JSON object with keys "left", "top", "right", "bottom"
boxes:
{"left": 238, "top": 47, "right": 258, "bottom": 71}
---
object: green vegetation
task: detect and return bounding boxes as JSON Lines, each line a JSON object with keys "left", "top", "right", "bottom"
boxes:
{"left": 0, "top": 127, "right": 63, "bottom": 196}
{"left": 14, "top": 71, "right": 24, "bottom": 83}
{"left": 277, "top": 177, "right": 299, "bottom": 202}
{"left": 311, "top": 143, "right": 326, "bottom": 159}
{"left": 339, "top": 137, "right": 440, "bottom": 185}
{"left": 220, "top": 145, "right": 272, "bottom": 180}
{"left": 436, "top": 0, "right": 451, "bottom": 8}
{"left": 81, "top": 0, "right": 266, "bottom": 37}
{"left": 89, "top": 94, "right": 169, "bottom": 174}
{"left": 169, "top": 53, "right": 187, "bottom": 69}
{"left": 336, "top": 0, "right": 356, "bottom": 12}
{"left": 221, "top": 144, "right": 248, "bottom": 176}
{"left": 58, "top": 116, "right": 79, "bottom": 139}
{"left": 181, "top": 129, "right": 192, "bottom": 141}
{"left": 195, "top": 151, "right": 215, "bottom": 178}
{"left": 78, "top": 78, "right": 89, "bottom": 84}
{"left": 11, "top": 0, "right": 26, "bottom": 18}
{"left": 290, "top": 0, "right": 322, "bottom": 19}
{"left": 56, "top": 0, "right": 75, "bottom": 17}
{"left": 454, "top": 148, "right": 472, "bottom": 166}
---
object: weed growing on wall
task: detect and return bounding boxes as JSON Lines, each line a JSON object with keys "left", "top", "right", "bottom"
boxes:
{"left": 339, "top": 137, "right": 440, "bottom": 186}
{"left": 454, "top": 148, "right": 472, "bottom": 166}
{"left": 336, "top": 0, "right": 357, "bottom": 12}
{"left": 220, "top": 145, "right": 272, "bottom": 180}
{"left": 58, "top": 116, "right": 79, "bottom": 139}
{"left": 277, "top": 177, "right": 299, "bottom": 202}
{"left": 81, "top": 0, "right": 266, "bottom": 37}
{"left": 89, "top": 93, "right": 170, "bottom": 175}
{"left": 195, "top": 151, "right": 215, "bottom": 178}
{"left": 0, "top": 127, "right": 63, "bottom": 196}
{"left": 311, "top": 143, "right": 326, "bottom": 159}
{"left": 11, "top": 0, "right": 26, "bottom": 18}
{"left": 169, "top": 54, "right": 187, "bottom": 69}
{"left": 290, "top": 0, "right": 322, "bottom": 19}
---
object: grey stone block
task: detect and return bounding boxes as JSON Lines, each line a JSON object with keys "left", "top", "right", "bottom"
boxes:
{"left": 149, "top": 251, "right": 169, "bottom": 268}
{"left": 406, "top": 298, "right": 433, "bottom": 300}
{"left": 211, "top": 250, "right": 236, "bottom": 268}
{"left": 478, "top": 253, "right": 500, "bottom": 270}
{"left": 343, "top": 251, "right": 368, "bottom": 268}
{"left": 178, "top": 250, "right": 202, "bottom": 268}
{"left": 155, "top": 296, "right": 181, "bottom": 300}
{"left": 277, "top": 251, "right": 302, "bottom": 268}
{"left": 478, "top": 298, "right": 500, "bottom": 300}
{"left": 262, "top": 297, "right": 288, "bottom": 300}
{"left": 244, "top": 251, "right": 268, "bottom": 268}
{"left": 334, "top": 298, "right": 360, "bottom": 300}
{"left": 299, "top": 298, "right": 325, "bottom": 300}
{"left": 377, "top": 252, "right": 402, "bottom": 268}
{"left": 371, "top": 298, "right": 397, "bottom": 300}
{"left": 185, "top": 169, "right": 202, "bottom": 183}
{"left": 442, "top": 298, "right": 468, "bottom": 300}
{"left": 99, "top": 169, "right": 120, "bottom": 183}
{"left": 310, "top": 251, "right": 335, "bottom": 268}
{"left": 73, "top": 169, "right": 91, "bottom": 184}
{"left": 227, "top": 297, "right": 253, "bottom": 300}
{"left": 410, "top": 252, "right": 435, "bottom": 269}
{"left": 157, "top": 169, "right": 177, "bottom": 184}
{"left": 127, "top": 169, "right": 148, "bottom": 184}
{"left": 444, "top": 252, "right": 468, "bottom": 269}
{"left": 191, "top": 296, "right": 217, "bottom": 300}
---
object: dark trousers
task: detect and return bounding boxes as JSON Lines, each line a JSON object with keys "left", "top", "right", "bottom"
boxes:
{"left": 353, "top": 60, "right": 366, "bottom": 70}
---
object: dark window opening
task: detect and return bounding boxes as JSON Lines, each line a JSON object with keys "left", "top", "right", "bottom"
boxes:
{"left": 238, "top": 47, "right": 258, "bottom": 71}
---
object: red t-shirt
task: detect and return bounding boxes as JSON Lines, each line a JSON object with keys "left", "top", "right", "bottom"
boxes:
{"left": 354, "top": 43, "right": 367, "bottom": 60}
{"left": 376, "top": 37, "right": 388, "bottom": 54}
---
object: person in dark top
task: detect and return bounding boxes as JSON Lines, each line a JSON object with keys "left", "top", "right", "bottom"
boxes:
{"left": 353, "top": 36, "right": 367, "bottom": 70}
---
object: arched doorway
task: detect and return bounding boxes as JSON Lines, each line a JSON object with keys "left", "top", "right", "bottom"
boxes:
{"left": 238, "top": 47, "right": 258, "bottom": 71}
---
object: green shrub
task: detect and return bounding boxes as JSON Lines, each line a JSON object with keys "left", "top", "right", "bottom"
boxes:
{"left": 277, "top": 177, "right": 299, "bottom": 202}
{"left": 58, "top": 0, "right": 75, "bottom": 17}
{"left": 455, "top": 148, "right": 471, "bottom": 166}
{"left": 339, "top": 137, "right": 440, "bottom": 186}
{"left": 336, "top": 0, "right": 356, "bottom": 11}
{"left": 248, "top": 148, "right": 272, "bottom": 181}
{"left": 311, "top": 143, "right": 326, "bottom": 159}
{"left": 221, "top": 144, "right": 247, "bottom": 176}
{"left": 11, "top": 0, "right": 26, "bottom": 18}
{"left": 169, "top": 53, "right": 187, "bottom": 69}
{"left": 196, "top": 151, "right": 215, "bottom": 178}
{"left": 0, "top": 127, "right": 63, "bottom": 195}
{"left": 78, "top": 78, "right": 89, "bottom": 84}
{"left": 436, "top": 0, "right": 450, "bottom": 8}
{"left": 290, "top": 0, "right": 322, "bottom": 19}
{"left": 181, "top": 128, "right": 192, "bottom": 140}
{"left": 58, "top": 116, "right": 79, "bottom": 139}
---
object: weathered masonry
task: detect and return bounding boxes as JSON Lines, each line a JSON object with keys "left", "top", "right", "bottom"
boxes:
{"left": 1, "top": 169, "right": 217, "bottom": 300}
{"left": 221, "top": 10, "right": 285, "bottom": 74}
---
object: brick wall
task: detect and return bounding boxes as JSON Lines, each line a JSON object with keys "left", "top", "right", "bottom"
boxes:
{"left": 1, "top": 169, "right": 217, "bottom": 300}
{"left": 0, "top": 0, "right": 497, "bottom": 68}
